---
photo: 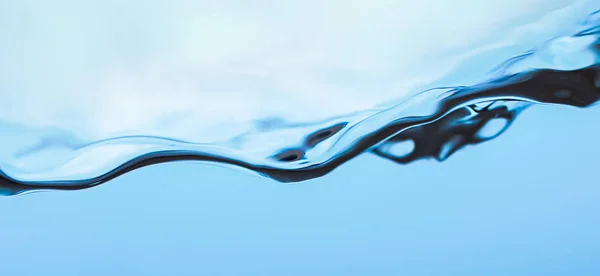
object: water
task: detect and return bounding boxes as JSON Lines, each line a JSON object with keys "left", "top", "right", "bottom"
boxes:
{"left": 0, "top": 6, "right": 599, "bottom": 195}
{"left": 3, "top": 2, "right": 600, "bottom": 276}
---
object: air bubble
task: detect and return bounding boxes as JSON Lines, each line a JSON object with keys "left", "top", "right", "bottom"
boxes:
{"left": 476, "top": 118, "right": 510, "bottom": 140}
{"left": 379, "top": 140, "right": 415, "bottom": 158}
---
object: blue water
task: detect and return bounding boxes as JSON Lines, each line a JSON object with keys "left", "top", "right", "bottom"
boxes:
{"left": 0, "top": 5, "right": 599, "bottom": 194}
{"left": 1, "top": 1, "right": 600, "bottom": 275}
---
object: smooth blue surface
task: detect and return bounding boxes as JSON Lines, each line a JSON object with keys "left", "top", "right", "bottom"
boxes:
{"left": 1, "top": 104, "right": 599, "bottom": 275}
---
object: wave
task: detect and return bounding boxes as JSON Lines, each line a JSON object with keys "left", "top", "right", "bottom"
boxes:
{"left": 1, "top": 9, "right": 599, "bottom": 196}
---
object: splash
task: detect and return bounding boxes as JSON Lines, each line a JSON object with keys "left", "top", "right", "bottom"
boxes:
{"left": 1, "top": 9, "right": 599, "bottom": 196}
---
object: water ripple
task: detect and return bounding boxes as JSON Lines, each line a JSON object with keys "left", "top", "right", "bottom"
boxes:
{"left": 1, "top": 10, "right": 599, "bottom": 195}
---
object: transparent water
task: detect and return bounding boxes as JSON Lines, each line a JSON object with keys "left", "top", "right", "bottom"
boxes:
{"left": 1, "top": 1, "right": 600, "bottom": 275}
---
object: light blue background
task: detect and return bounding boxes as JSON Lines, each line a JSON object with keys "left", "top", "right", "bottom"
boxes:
{"left": 1, "top": 104, "right": 599, "bottom": 275}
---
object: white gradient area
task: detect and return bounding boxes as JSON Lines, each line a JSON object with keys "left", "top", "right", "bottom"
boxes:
{"left": 0, "top": 0, "right": 597, "bottom": 141}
